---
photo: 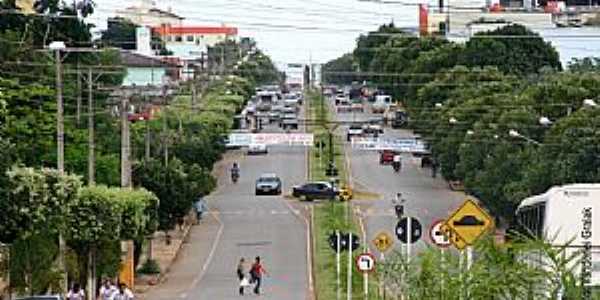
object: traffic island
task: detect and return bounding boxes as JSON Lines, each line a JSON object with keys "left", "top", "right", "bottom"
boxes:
{"left": 307, "top": 89, "right": 379, "bottom": 299}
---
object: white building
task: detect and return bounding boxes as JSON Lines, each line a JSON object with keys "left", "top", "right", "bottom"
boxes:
{"left": 116, "top": 0, "right": 183, "bottom": 28}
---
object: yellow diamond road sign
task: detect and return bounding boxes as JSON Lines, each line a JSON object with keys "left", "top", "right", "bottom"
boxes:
{"left": 443, "top": 198, "right": 494, "bottom": 248}
{"left": 372, "top": 231, "right": 394, "bottom": 253}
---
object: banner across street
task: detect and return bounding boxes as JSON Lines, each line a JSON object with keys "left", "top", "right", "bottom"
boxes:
{"left": 350, "top": 137, "right": 430, "bottom": 154}
{"left": 227, "top": 133, "right": 314, "bottom": 146}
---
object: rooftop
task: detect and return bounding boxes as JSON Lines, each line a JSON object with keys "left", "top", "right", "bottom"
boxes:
{"left": 152, "top": 26, "right": 238, "bottom": 36}
{"left": 119, "top": 50, "right": 179, "bottom": 68}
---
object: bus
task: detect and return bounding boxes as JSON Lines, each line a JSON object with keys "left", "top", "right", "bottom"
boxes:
{"left": 516, "top": 184, "right": 600, "bottom": 286}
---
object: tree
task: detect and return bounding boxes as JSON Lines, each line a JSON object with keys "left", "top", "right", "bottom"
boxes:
{"left": 100, "top": 17, "right": 171, "bottom": 55}
{"left": 461, "top": 24, "right": 562, "bottom": 75}
{"left": 353, "top": 23, "right": 407, "bottom": 72}
{"left": 132, "top": 159, "right": 208, "bottom": 235}
{"left": 322, "top": 53, "right": 356, "bottom": 85}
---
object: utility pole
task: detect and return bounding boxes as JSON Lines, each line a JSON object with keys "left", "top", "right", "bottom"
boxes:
{"left": 121, "top": 95, "right": 131, "bottom": 188}
{"left": 76, "top": 67, "right": 82, "bottom": 126}
{"left": 87, "top": 68, "right": 95, "bottom": 184}
{"left": 191, "top": 80, "right": 197, "bottom": 112}
{"left": 162, "top": 88, "right": 169, "bottom": 167}
{"left": 54, "top": 47, "right": 68, "bottom": 294}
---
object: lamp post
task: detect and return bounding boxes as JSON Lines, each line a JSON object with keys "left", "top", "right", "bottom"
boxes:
{"left": 48, "top": 41, "right": 69, "bottom": 294}
{"left": 508, "top": 129, "right": 541, "bottom": 146}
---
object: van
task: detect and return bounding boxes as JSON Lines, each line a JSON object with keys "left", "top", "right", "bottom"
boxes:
{"left": 372, "top": 95, "right": 392, "bottom": 113}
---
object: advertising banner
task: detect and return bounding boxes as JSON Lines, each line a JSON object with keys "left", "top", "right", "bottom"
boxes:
{"left": 227, "top": 133, "right": 314, "bottom": 147}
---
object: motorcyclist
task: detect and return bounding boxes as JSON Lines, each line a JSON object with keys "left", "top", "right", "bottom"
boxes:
{"left": 392, "top": 193, "right": 405, "bottom": 218}
{"left": 231, "top": 162, "right": 240, "bottom": 182}
{"left": 392, "top": 153, "right": 402, "bottom": 172}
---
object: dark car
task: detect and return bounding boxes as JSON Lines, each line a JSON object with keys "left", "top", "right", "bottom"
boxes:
{"left": 255, "top": 173, "right": 282, "bottom": 195}
{"left": 292, "top": 181, "right": 339, "bottom": 201}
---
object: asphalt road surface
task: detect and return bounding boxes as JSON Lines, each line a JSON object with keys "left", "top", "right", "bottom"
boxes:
{"left": 190, "top": 118, "right": 310, "bottom": 299}
{"left": 331, "top": 98, "right": 465, "bottom": 257}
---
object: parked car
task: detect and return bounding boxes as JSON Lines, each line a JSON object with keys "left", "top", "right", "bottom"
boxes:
{"left": 346, "top": 124, "right": 364, "bottom": 141}
{"left": 247, "top": 144, "right": 268, "bottom": 155}
{"left": 380, "top": 149, "right": 398, "bottom": 165}
{"left": 255, "top": 173, "right": 282, "bottom": 195}
{"left": 292, "top": 181, "right": 339, "bottom": 201}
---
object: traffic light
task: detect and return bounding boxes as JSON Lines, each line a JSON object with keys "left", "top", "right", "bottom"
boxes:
{"left": 328, "top": 232, "right": 360, "bottom": 252}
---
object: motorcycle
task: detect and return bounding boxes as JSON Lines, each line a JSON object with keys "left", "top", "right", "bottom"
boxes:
{"left": 392, "top": 161, "right": 401, "bottom": 173}
{"left": 231, "top": 171, "right": 239, "bottom": 183}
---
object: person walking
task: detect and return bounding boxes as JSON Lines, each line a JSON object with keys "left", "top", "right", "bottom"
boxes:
{"left": 110, "top": 283, "right": 134, "bottom": 300}
{"left": 66, "top": 283, "right": 85, "bottom": 300}
{"left": 194, "top": 196, "right": 207, "bottom": 223}
{"left": 250, "top": 256, "right": 269, "bottom": 295}
{"left": 99, "top": 278, "right": 117, "bottom": 300}
{"left": 236, "top": 258, "right": 249, "bottom": 295}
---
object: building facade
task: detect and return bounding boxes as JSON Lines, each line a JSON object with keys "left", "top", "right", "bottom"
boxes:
{"left": 116, "top": 0, "right": 183, "bottom": 27}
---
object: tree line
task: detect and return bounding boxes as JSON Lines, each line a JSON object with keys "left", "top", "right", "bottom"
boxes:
{"left": 324, "top": 23, "right": 600, "bottom": 226}
{"left": 0, "top": 0, "right": 280, "bottom": 295}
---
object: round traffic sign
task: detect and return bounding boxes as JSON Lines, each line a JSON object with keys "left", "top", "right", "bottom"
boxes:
{"left": 355, "top": 252, "right": 376, "bottom": 274}
{"left": 395, "top": 217, "right": 422, "bottom": 244}
{"left": 429, "top": 220, "right": 451, "bottom": 248}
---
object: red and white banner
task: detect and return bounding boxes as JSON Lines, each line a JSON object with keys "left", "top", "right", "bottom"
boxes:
{"left": 227, "top": 133, "right": 314, "bottom": 146}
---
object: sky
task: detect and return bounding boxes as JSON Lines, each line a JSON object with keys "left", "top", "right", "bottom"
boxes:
{"left": 90, "top": 0, "right": 423, "bottom": 65}
{"left": 89, "top": 0, "right": 600, "bottom": 66}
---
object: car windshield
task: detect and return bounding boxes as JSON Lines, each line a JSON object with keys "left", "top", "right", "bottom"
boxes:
{"left": 259, "top": 176, "right": 277, "bottom": 182}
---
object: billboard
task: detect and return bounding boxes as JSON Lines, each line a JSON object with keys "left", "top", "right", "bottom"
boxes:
{"left": 351, "top": 137, "right": 430, "bottom": 154}
{"left": 227, "top": 133, "right": 314, "bottom": 147}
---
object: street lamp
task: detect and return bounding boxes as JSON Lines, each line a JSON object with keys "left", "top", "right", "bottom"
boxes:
{"left": 435, "top": 103, "right": 443, "bottom": 108}
{"left": 539, "top": 116, "right": 553, "bottom": 126}
{"left": 449, "top": 117, "right": 458, "bottom": 124}
{"left": 583, "top": 99, "right": 598, "bottom": 108}
{"left": 466, "top": 130, "right": 475, "bottom": 135}
{"left": 508, "top": 129, "right": 541, "bottom": 145}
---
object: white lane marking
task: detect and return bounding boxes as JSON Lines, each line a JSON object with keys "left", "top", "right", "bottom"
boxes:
{"left": 187, "top": 208, "right": 224, "bottom": 293}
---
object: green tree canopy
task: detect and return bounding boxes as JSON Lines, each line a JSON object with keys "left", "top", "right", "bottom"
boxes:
{"left": 461, "top": 24, "right": 562, "bottom": 75}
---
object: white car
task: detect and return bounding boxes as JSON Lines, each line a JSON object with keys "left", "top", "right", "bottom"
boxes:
{"left": 247, "top": 144, "right": 268, "bottom": 155}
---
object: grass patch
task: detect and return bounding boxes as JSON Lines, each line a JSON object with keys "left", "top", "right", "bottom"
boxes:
{"left": 307, "top": 90, "right": 379, "bottom": 299}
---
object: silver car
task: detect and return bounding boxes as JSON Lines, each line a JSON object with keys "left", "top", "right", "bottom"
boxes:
{"left": 255, "top": 173, "right": 282, "bottom": 195}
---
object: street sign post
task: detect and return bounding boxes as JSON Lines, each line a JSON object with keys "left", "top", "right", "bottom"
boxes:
{"left": 395, "top": 217, "right": 422, "bottom": 244}
{"left": 429, "top": 220, "right": 451, "bottom": 248}
{"left": 356, "top": 253, "right": 376, "bottom": 274}
{"left": 442, "top": 198, "right": 494, "bottom": 248}
{"left": 372, "top": 231, "right": 394, "bottom": 253}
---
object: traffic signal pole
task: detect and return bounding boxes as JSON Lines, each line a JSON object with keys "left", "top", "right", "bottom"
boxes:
{"left": 347, "top": 233, "right": 353, "bottom": 300}
{"left": 336, "top": 230, "right": 341, "bottom": 300}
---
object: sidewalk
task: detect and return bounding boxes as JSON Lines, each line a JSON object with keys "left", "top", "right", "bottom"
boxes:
{"left": 138, "top": 214, "right": 221, "bottom": 300}
{"left": 136, "top": 153, "right": 236, "bottom": 300}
